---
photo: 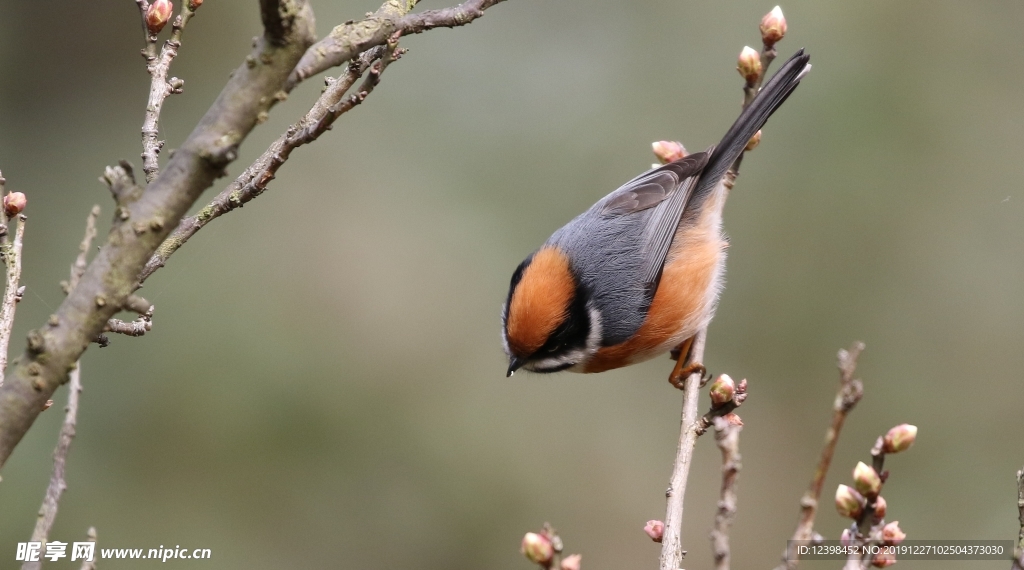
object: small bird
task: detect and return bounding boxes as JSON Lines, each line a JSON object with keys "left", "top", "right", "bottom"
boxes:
{"left": 501, "top": 50, "right": 810, "bottom": 383}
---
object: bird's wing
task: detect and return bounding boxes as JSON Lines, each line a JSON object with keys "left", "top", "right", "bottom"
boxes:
{"left": 600, "top": 150, "right": 709, "bottom": 287}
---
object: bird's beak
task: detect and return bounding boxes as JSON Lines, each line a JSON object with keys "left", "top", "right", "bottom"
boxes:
{"left": 507, "top": 357, "right": 524, "bottom": 377}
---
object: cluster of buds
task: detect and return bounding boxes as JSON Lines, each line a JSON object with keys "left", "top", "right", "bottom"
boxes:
{"left": 834, "top": 424, "right": 917, "bottom": 567}
{"left": 146, "top": 0, "right": 174, "bottom": 35}
{"left": 3, "top": 192, "right": 26, "bottom": 217}
{"left": 520, "top": 525, "right": 580, "bottom": 570}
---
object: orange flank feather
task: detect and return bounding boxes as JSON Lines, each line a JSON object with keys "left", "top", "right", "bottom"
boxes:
{"left": 506, "top": 246, "right": 576, "bottom": 357}
{"left": 584, "top": 194, "right": 728, "bottom": 373}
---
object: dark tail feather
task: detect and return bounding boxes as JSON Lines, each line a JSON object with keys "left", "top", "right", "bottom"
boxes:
{"left": 693, "top": 49, "right": 811, "bottom": 200}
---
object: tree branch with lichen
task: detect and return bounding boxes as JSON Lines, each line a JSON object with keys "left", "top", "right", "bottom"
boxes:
{"left": 0, "top": 0, "right": 317, "bottom": 470}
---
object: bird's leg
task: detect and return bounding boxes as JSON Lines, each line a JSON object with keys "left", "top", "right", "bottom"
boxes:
{"left": 668, "top": 335, "right": 707, "bottom": 390}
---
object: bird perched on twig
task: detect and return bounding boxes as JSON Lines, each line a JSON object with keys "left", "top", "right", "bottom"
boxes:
{"left": 501, "top": 49, "right": 811, "bottom": 385}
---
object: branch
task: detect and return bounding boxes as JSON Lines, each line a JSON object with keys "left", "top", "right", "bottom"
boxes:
{"left": 139, "top": 38, "right": 403, "bottom": 283}
{"left": 0, "top": 213, "right": 26, "bottom": 388}
{"left": 710, "top": 415, "right": 742, "bottom": 570}
{"left": 21, "top": 205, "right": 104, "bottom": 570}
{"left": 140, "top": 1, "right": 198, "bottom": 183}
{"left": 286, "top": 0, "right": 506, "bottom": 90}
{"left": 0, "top": 0, "right": 316, "bottom": 470}
{"left": 21, "top": 364, "right": 83, "bottom": 570}
{"left": 774, "top": 342, "right": 865, "bottom": 570}
{"left": 660, "top": 330, "right": 706, "bottom": 570}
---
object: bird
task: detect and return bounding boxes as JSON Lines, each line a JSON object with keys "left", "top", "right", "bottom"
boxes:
{"left": 501, "top": 49, "right": 811, "bottom": 385}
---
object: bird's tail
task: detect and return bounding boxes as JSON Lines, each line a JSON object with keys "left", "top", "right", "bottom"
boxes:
{"left": 693, "top": 49, "right": 811, "bottom": 201}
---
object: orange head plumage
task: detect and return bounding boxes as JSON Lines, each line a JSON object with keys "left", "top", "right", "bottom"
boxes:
{"left": 502, "top": 246, "right": 595, "bottom": 375}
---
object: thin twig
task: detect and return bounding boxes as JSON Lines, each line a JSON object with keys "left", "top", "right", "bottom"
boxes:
{"left": 21, "top": 364, "right": 82, "bottom": 570}
{"left": 140, "top": 38, "right": 404, "bottom": 283}
{"left": 22, "top": 208, "right": 105, "bottom": 569}
{"left": 710, "top": 416, "right": 742, "bottom": 570}
{"left": 140, "top": 2, "right": 197, "bottom": 183}
{"left": 0, "top": 215, "right": 26, "bottom": 388}
{"left": 286, "top": 0, "right": 506, "bottom": 90}
{"left": 61, "top": 206, "right": 100, "bottom": 295}
{"left": 774, "top": 342, "right": 865, "bottom": 570}
{"left": 660, "top": 330, "right": 706, "bottom": 570}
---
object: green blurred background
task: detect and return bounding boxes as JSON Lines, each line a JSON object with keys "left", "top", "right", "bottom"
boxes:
{"left": 1, "top": 0, "right": 1022, "bottom": 568}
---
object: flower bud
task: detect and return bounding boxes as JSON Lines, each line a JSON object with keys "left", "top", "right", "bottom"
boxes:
{"left": 853, "top": 461, "right": 882, "bottom": 496}
{"left": 187, "top": 0, "right": 202, "bottom": 9}
{"left": 882, "top": 424, "right": 917, "bottom": 453}
{"left": 872, "top": 495, "right": 887, "bottom": 519}
{"left": 745, "top": 130, "right": 762, "bottom": 151}
{"left": 840, "top": 528, "right": 854, "bottom": 547}
{"left": 871, "top": 550, "right": 897, "bottom": 568}
{"left": 835, "top": 484, "right": 865, "bottom": 520}
{"left": 651, "top": 141, "right": 686, "bottom": 164}
{"left": 881, "top": 521, "right": 906, "bottom": 545}
{"left": 760, "top": 6, "right": 787, "bottom": 47}
{"left": 560, "top": 554, "right": 582, "bottom": 570}
{"left": 737, "top": 46, "right": 762, "bottom": 84}
{"left": 709, "top": 374, "right": 736, "bottom": 407}
{"left": 644, "top": 520, "right": 665, "bottom": 543}
{"left": 522, "top": 532, "right": 554, "bottom": 565}
{"left": 3, "top": 192, "right": 26, "bottom": 216}
{"left": 146, "top": 0, "right": 174, "bottom": 34}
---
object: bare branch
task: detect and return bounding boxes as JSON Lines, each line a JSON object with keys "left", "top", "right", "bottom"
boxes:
{"left": 0, "top": 0, "right": 316, "bottom": 470}
{"left": 21, "top": 364, "right": 83, "bottom": 570}
{"left": 140, "top": 39, "right": 403, "bottom": 283}
{"left": 775, "top": 342, "right": 865, "bottom": 570}
{"left": 287, "top": 0, "right": 506, "bottom": 90}
{"left": 710, "top": 416, "right": 742, "bottom": 570}
{"left": 105, "top": 310, "right": 153, "bottom": 338}
{"left": 61, "top": 206, "right": 100, "bottom": 295}
{"left": 0, "top": 215, "right": 26, "bottom": 388}
{"left": 140, "top": 2, "right": 198, "bottom": 182}
{"left": 660, "top": 330, "right": 706, "bottom": 570}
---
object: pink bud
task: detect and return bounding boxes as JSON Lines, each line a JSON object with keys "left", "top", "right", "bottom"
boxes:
{"left": 873, "top": 495, "right": 887, "bottom": 519}
{"left": 853, "top": 461, "right": 882, "bottom": 497}
{"left": 146, "top": 0, "right": 174, "bottom": 34}
{"left": 651, "top": 141, "right": 686, "bottom": 164}
{"left": 737, "top": 46, "right": 762, "bottom": 83}
{"left": 835, "top": 484, "right": 865, "bottom": 520}
{"left": 871, "top": 549, "right": 897, "bottom": 568}
{"left": 760, "top": 6, "right": 787, "bottom": 47}
{"left": 522, "top": 532, "right": 554, "bottom": 565}
{"left": 745, "top": 130, "right": 762, "bottom": 151}
{"left": 882, "top": 424, "right": 917, "bottom": 453}
{"left": 644, "top": 520, "right": 665, "bottom": 543}
{"left": 881, "top": 521, "right": 906, "bottom": 545}
{"left": 840, "top": 528, "right": 854, "bottom": 547}
{"left": 709, "top": 374, "right": 736, "bottom": 407}
{"left": 187, "top": 0, "right": 202, "bottom": 9}
{"left": 560, "top": 554, "right": 582, "bottom": 570}
{"left": 3, "top": 192, "right": 26, "bottom": 216}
